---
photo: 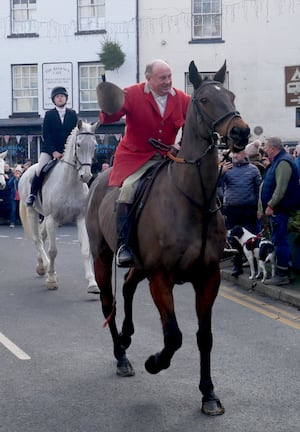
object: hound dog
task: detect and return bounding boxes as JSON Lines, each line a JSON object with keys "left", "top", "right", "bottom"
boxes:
{"left": 229, "top": 225, "right": 276, "bottom": 282}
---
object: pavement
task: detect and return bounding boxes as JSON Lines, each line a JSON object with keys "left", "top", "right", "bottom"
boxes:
{"left": 221, "top": 257, "right": 300, "bottom": 309}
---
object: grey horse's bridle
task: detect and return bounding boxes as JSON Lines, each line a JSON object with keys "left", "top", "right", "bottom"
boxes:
{"left": 62, "top": 131, "right": 96, "bottom": 170}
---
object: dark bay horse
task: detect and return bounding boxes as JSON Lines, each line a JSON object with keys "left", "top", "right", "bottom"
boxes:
{"left": 86, "top": 61, "right": 250, "bottom": 415}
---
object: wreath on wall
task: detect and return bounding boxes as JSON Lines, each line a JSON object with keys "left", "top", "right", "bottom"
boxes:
{"left": 98, "top": 39, "right": 125, "bottom": 71}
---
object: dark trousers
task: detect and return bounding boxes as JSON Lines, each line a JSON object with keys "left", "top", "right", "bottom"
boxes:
{"left": 269, "top": 213, "right": 290, "bottom": 270}
{"left": 224, "top": 204, "right": 258, "bottom": 234}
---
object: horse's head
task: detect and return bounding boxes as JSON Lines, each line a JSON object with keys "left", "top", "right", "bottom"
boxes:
{"left": 71, "top": 120, "right": 100, "bottom": 183}
{"left": 188, "top": 61, "right": 250, "bottom": 152}
{"left": 0, "top": 151, "right": 8, "bottom": 190}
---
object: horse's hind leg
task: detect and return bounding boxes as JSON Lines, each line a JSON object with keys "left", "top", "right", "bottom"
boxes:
{"left": 94, "top": 250, "right": 134, "bottom": 377}
{"left": 194, "top": 267, "right": 225, "bottom": 416}
{"left": 120, "top": 268, "right": 145, "bottom": 349}
{"left": 26, "top": 207, "right": 49, "bottom": 276}
{"left": 144, "top": 272, "right": 182, "bottom": 374}
{"left": 76, "top": 217, "right": 99, "bottom": 294}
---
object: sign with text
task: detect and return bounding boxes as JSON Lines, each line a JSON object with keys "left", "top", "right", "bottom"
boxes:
{"left": 42, "top": 62, "right": 73, "bottom": 110}
{"left": 285, "top": 65, "right": 300, "bottom": 106}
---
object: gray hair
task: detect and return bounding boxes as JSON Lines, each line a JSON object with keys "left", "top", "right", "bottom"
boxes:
{"left": 265, "top": 136, "right": 283, "bottom": 150}
{"left": 145, "top": 59, "right": 171, "bottom": 77}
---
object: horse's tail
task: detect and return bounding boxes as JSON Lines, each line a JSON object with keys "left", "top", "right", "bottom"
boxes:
{"left": 19, "top": 199, "right": 31, "bottom": 237}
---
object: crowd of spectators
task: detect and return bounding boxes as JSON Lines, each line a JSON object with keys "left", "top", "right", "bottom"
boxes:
{"left": 1, "top": 137, "right": 300, "bottom": 286}
{"left": 0, "top": 159, "right": 32, "bottom": 227}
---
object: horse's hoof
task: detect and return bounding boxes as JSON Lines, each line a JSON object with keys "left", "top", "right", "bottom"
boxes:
{"left": 87, "top": 285, "right": 100, "bottom": 294}
{"left": 201, "top": 398, "right": 225, "bottom": 416}
{"left": 116, "top": 356, "right": 135, "bottom": 377}
{"left": 145, "top": 354, "right": 170, "bottom": 374}
{"left": 46, "top": 282, "right": 58, "bottom": 290}
{"left": 36, "top": 265, "right": 46, "bottom": 276}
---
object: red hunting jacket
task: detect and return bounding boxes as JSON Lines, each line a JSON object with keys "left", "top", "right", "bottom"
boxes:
{"left": 99, "top": 82, "right": 190, "bottom": 186}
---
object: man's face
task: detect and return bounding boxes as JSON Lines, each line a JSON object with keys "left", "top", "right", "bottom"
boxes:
{"left": 147, "top": 63, "right": 172, "bottom": 96}
{"left": 264, "top": 141, "right": 275, "bottom": 162}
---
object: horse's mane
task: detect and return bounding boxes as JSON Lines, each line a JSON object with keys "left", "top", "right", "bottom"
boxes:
{"left": 64, "top": 124, "right": 79, "bottom": 152}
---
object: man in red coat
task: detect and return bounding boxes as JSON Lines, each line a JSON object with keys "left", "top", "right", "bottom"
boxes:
{"left": 99, "top": 59, "right": 190, "bottom": 267}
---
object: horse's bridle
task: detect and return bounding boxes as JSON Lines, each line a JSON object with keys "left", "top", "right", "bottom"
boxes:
{"left": 191, "top": 81, "right": 241, "bottom": 148}
{"left": 61, "top": 131, "right": 96, "bottom": 170}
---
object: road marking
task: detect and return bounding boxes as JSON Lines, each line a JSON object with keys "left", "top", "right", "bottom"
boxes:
{"left": 0, "top": 332, "right": 31, "bottom": 360}
{"left": 220, "top": 287, "right": 300, "bottom": 330}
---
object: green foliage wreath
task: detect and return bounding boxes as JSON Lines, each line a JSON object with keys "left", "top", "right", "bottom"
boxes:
{"left": 98, "top": 39, "right": 125, "bottom": 71}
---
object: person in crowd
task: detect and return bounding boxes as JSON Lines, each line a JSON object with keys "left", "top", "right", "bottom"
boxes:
{"left": 245, "top": 139, "right": 266, "bottom": 177}
{"left": 26, "top": 86, "right": 78, "bottom": 206}
{"left": 221, "top": 150, "right": 262, "bottom": 277}
{"left": 0, "top": 163, "right": 13, "bottom": 224}
{"left": 294, "top": 143, "right": 300, "bottom": 178}
{"left": 22, "top": 158, "right": 32, "bottom": 171}
{"left": 8, "top": 165, "right": 23, "bottom": 227}
{"left": 258, "top": 136, "right": 300, "bottom": 286}
{"left": 99, "top": 59, "right": 190, "bottom": 267}
{"left": 101, "top": 162, "right": 110, "bottom": 172}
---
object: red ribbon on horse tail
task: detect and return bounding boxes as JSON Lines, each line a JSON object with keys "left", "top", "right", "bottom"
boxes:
{"left": 102, "top": 302, "right": 116, "bottom": 328}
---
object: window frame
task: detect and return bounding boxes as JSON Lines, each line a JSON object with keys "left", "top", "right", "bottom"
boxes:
{"left": 185, "top": 70, "right": 229, "bottom": 95}
{"left": 191, "top": 0, "right": 222, "bottom": 42}
{"left": 10, "top": 0, "right": 38, "bottom": 37}
{"left": 11, "top": 64, "right": 39, "bottom": 115}
{"left": 77, "top": 0, "right": 106, "bottom": 34}
{"left": 78, "top": 62, "right": 105, "bottom": 113}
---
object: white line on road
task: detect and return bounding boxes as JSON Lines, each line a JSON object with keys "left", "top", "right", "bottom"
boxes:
{"left": 0, "top": 332, "right": 31, "bottom": 360}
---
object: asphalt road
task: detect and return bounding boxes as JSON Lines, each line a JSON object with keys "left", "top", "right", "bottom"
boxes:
{"left": 1, "top": 225, "right": 300, "bottom": 432}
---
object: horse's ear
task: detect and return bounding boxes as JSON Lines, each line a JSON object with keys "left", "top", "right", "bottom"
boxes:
{"left": 189, "top": 61, "right": 202, "bottom": 90}
{"left": 77, "top": 119, "right": 82, "bottom": 129}
{"left": 92, "top": 121, "right": 100, "bottom": 133}
{"left": 214, "top": 60, "right": 227, "bottom": 84}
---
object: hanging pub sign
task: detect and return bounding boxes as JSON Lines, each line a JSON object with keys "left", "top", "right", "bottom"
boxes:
{"left": 285, "top": 65, "right": 300, "bottom": 107}
{"left": 42, "top": 62, "right": 73, "bottom": 110}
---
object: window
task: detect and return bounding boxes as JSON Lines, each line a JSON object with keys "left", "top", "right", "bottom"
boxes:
{"left": 12, "top": 64, "right": 38, "bottom": 113}
{"left": 11, "top": 0, "right": 37, "bottom": 35}
{"left": 185, "top": 70, "right": 229, "bottom": 95}
{"left": 79, "top": 63, "right": 104, "bottom": 111}
{"left": 78, "top": 0, "right": 105, "bottom": 32}
{"left": 192, "top": 0, "right": 221, "bottom": 40}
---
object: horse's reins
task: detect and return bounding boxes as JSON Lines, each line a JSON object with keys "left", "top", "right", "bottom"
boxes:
{"left": 61, "top": 131, "right": 96, "bottom": 170}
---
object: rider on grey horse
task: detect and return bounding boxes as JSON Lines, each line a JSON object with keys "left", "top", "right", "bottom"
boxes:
{"left": 26, "top": 86, "right": 78, "bottom": 206}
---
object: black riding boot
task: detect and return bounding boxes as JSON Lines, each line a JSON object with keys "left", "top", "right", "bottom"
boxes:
{"left": 116, "top": 203, "right": 133, "bottom": 268}
{"left": 26, "top": 174, "right": 41, "bottom": 206}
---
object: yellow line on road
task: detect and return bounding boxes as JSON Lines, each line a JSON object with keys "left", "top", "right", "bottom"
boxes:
{"left": 220, "top": 288, "right": 300, "bottom": 330}
{"left": 0, "top": 332, "right": 31, "bottom": 360}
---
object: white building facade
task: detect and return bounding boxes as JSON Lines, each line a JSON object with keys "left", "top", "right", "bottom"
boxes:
{"left": 0, "top": 0, "right": 137, "bottom": 164}
{"left": 138, "top": 0, "right": 300, "bottom": 144}
{"left": 0, "top": 0, "right": 299, "bottom": 166}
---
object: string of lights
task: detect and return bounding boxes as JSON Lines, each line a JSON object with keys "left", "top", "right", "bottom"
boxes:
{"left": 0, "top": 0, "right": 298, "bottom": 40}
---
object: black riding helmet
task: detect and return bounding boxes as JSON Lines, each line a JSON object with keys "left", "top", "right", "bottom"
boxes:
{"left": 51, "top": 86, "right": 68, "bottom": 102}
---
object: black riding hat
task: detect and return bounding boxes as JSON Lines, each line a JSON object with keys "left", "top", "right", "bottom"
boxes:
{"left": 51, "top": 86, "right": 68, "bottom": 101}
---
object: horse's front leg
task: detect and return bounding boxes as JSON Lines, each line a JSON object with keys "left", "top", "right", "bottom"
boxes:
{"left": 94, "top": 252, "right": 135, "bottom": 377}
{"left": 27, "top": 207, "right": 49, "bottom": 275}
{"left": 76, "top": 217, "right": 99, "bottom": 294}
{"left": 45, "top": 216, "right": 59, "bottom": 290}
{"left": 145, "top": 272, "right": 182, "bottom": 374}
{"left": 194, "top": 266, "right": 225, "bottom": 416}
{"left": 120, "top": 268, "right": 145, "bottom": 349}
